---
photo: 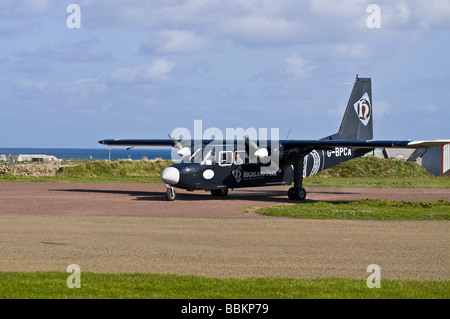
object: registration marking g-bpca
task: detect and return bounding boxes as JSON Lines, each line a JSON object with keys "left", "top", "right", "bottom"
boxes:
{"left": 327, "top": 147, "right": 352, "bottom": 157}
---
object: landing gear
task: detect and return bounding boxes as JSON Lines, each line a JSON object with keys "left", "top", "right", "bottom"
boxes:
{"left": 288, "top": 187, "right": 307, "bottom": 200}
{"left": 211, "top": 188, "right": 228, "bottom": 197}
{"left": 288, "top": 159, "right": 307, "bottom": 201}
{"left": 165, "top": 185, "right": 176, "bottom": 201}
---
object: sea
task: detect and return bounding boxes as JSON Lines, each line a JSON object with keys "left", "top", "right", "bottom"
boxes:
{"left": 0, "top": 147, "right": 172, "bottom": 161}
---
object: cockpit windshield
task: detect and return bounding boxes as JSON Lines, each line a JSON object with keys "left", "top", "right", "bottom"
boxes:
{"left": 202, "top": 149, "right": 215, "bottom": 165}
{"left": 188, "top": 148, "right": 203, "bottom": 164}
{"left": 183, "top": 148, "right": 216, "bottom": 165}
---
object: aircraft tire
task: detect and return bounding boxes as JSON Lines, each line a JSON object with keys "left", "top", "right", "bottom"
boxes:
{"left": 288, "top": 187, "right": 307, "bottom": 201}
{"left": 165, "top": 188, "right": 176, "bottom": 201}
{"left": 211, "top": 188, "right": 228, "bottom": 197}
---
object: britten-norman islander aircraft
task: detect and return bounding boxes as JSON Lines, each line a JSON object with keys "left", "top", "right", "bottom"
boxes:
{"left": 99, "top": 76, "right": 449, "bottom": 201}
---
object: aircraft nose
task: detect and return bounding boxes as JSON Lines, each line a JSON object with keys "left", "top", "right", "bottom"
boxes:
{"left": 161, "top": 167, "right": 180, "bottom": 185}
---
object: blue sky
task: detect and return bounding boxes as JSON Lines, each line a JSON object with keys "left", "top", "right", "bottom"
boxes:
{"left": 1, "top": 0, "right": 449, "bottom": 147}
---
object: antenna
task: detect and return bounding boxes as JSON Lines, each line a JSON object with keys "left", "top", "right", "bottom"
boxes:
{"left": 285, "top": 129, "right": 291, "bottom": 140}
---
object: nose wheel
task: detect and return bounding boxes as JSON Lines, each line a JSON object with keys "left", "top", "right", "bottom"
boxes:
{"left": 165, "top": 185, "right": 176, "bottom": 201}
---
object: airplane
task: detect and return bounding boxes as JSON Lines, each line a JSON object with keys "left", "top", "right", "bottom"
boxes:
{"left": 99, "top": 76, "right": 450, "bottom": 201}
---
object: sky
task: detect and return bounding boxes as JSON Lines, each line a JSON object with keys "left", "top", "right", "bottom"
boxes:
{"left": 0, "top": 0, "right": 449, "bottom": 148}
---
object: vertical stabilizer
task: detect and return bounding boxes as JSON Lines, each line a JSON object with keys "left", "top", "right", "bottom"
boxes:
{"left": 331, "top": 77, "right": 373, "bottom": 141}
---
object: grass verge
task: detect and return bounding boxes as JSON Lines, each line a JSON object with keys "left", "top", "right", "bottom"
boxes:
{"left": 0, "top": 160, "right": 172, "bottom": 183}
{"left": 0, "top": 272, "right": 448, "bottom": 299}
{"left": 255, "top": 200, "right": 450, "bottom": 220}
{"left": 304, "top": 156, "right": 450, "bottom": 188}
{"left": 303, "top": 176, "right": 450, "bottom": 188}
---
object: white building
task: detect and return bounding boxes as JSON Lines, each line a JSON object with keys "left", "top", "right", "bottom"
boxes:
{"left": 375, "top": 145, "right": 450, "bottom": 176}
{"left": 421, "top": 145, "right": 450, "bottom": 176}
{"left": 0, "top": 154, "right": 58, "bottom": 163}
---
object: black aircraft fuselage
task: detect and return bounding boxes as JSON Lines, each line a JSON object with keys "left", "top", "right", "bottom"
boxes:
{"left": 162, "top": 145, "right": 364, "bottom": 191}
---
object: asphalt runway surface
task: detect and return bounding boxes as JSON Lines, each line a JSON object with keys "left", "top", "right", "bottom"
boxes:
{"left": 0, "top": 182, "right": 449, "bottom": 280}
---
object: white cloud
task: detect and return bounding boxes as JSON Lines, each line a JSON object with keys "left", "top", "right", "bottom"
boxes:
{"left": 221, "top": 16, "right": 302, "bottom": 46}
{"left": 1, "top": 0, "right": 57, "bottom": 17}
{"left": 309, "top": 0, "right": 368, "bottom": 16}
{"left": 285, "top": 54, "right": 317, "bottom": 79}
{"left": 413, "top": 0, "right": 450, "bottom": 29}
{"left": 380, "top": 0, "right": 450, "bottom": 31}
{"left": 141, "top": 30, "right": 209, "bottom": 54}
{"left": 329, "top": 43, "right": 371, "bottom": 60}
{"left": 109, "top": 59, "right": 176, "bottom": 83}
{"left": 253, "top": 53, "right": 316, "bottom": 81}
{"left": 12, "top": 40, "right": 113, "bottom": 74}
{"left": 68, "top": 78, "right": 108, "bottom": 98}
{"left": 68, "top": 0, "right": 450, "bottom": 49}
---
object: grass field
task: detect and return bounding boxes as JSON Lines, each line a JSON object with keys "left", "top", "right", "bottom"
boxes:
{"left": 0, "top": 272, "right": 448, "bottom": 299}
{"left": 256, "top": 200, "right": 450, "bottom": 220}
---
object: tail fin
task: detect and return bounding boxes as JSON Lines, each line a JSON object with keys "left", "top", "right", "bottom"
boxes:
{"left": 326, "top": 76, "right": 373, "bottom": 141}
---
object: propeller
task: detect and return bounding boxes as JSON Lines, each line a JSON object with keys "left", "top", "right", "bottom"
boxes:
{"left": 169, "top": 134, "right": 191, "bottom": 157}
{"left": 244, "top": 135, "right": 280, "bottom": 173}
{"left": 244, "top": 135, "right": 269, "bottom": 161}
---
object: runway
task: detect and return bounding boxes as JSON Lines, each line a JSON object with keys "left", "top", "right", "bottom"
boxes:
{"left": 1, "top": 182, "right": 449, "bottom": 218}
{"left": 0, "top": 182, "right": 449, "bottom": 280}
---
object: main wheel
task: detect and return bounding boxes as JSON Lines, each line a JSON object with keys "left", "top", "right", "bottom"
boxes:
{"left": 165, "top": 187, "right": 176, "bottom": 201}
{"left": 288, "top": 187, "right": 307, "bottom": 201}
{"left": 211, "top": 188, "right": 228, "bottom": 197}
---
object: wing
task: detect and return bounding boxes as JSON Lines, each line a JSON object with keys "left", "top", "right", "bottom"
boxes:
{"left": 98, "top": 139, "right": 173, "bottom": 146}
{"left": 99, "top": 138, "right": 450, "bottom": 149}
{"left": 281, "top": 139, "right": 450, "bottom": 150}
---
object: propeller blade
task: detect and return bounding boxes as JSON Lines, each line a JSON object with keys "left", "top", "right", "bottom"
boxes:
{"left": 245, "top": 135, "right": 268, "bottom": 159}
{"left": 244, "top": 135, "right": 259, "bottom": 154}
{"left": 168, "top": 134, "right": 191, "bottom": 157}
{"left": 168, "top": 134, "right": 183, "bottom": 149}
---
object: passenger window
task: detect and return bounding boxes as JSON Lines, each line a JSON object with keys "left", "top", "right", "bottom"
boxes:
{"left": 234, "top": 151, "right": 247, "bottom": 165}
{"left": 218, "top": 151, "right": 233, "bottom": 166}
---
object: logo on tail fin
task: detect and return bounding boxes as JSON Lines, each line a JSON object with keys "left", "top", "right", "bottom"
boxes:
{"left": 354, "top": 92, "right": 371, "bottom": 126}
